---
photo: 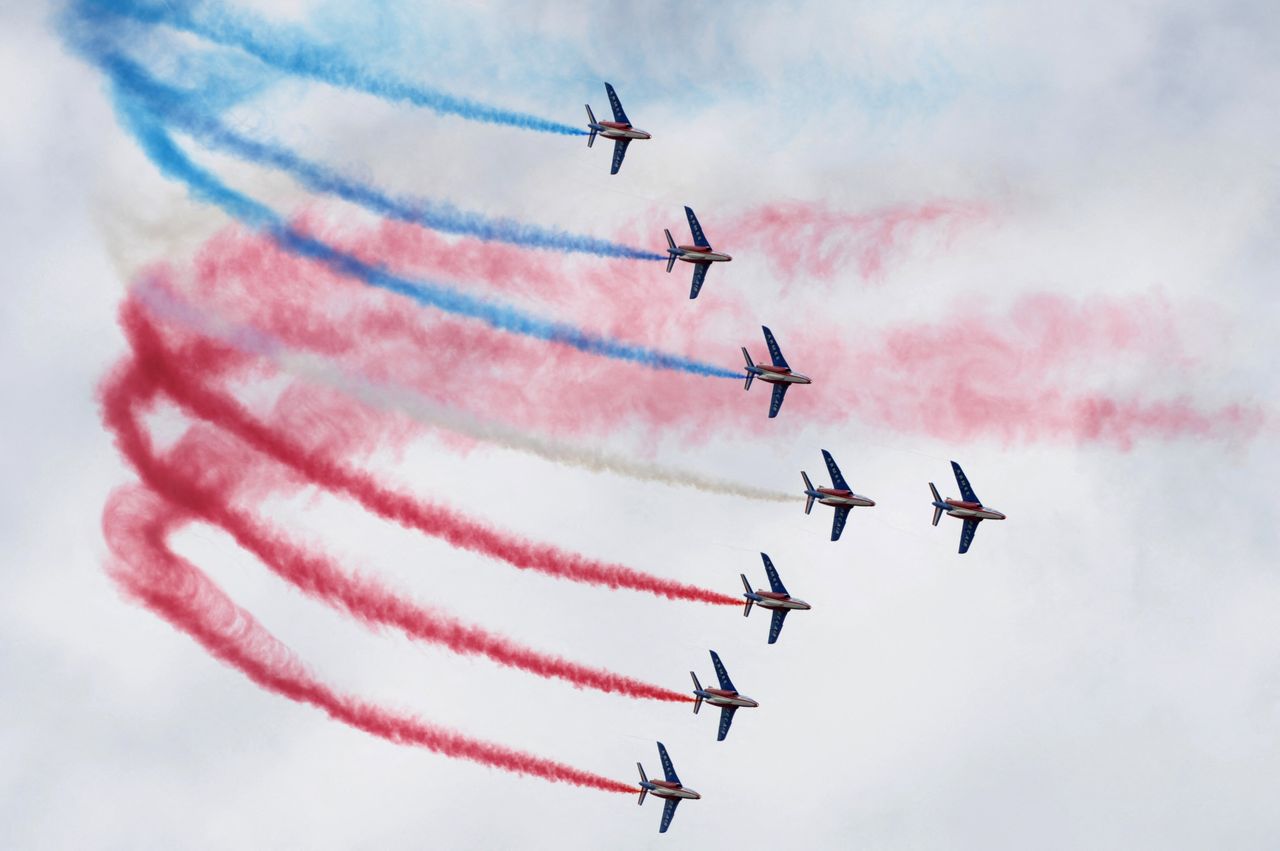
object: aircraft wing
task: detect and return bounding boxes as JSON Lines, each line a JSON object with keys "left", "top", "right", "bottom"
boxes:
{"left": 831, "top": 506, "right": 851, "bottom": 541}
{"left": 709, "top": 650, "right": 736, "bottom": 692}
{"left": 959, "top": 519, "right": 979, "bottom": 554}
{"left": 684, "top": 206, "right": 711, "bottom": 247}
{"left": 822, "top": 449, "right": 850, "bottom": 490}
{"left": 659, "top": 798, "right": 680, "bottom": 834}
{"left": 689, "top": 262, "right": 709, "bottom": 299}
{"left": 610, "top": 139, "right": 630, "bottom": 175}
{"left": 768, "top": 609, "right": 788, "bottom": 644}
{"left": 657, "top": 741, "right": 680, "bottom": 784}
{"left": 717, "top": 706, "right": 738, "bottom": 742}
{"left": 604, "top": 82, "right": 630, "bottom": 124}
{"left": 761, "top": 325, "right": 790, "bottom": 368}
{"left": 760, "top": 553, "right": 788, "bottom": 595}
{"left": 768, "top": 382, "right": 788, "bottom": 418}
{"left": 952, "top": 461, "right": 980, "bottom": 504}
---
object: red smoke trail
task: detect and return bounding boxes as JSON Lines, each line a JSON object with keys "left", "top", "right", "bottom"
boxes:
{"left": 169, "top": 217, "right": 1265, "bottom": 448}
{"left": 178, "top": 225, "right": 740, "bottom": 441}
{"left": 116, "top": 300, "right": 740, "bottom": 606}
{"left": 98, "top": 350, "right": 691, "bottom": 702}
{"left": 764, "top": 293, "right": 1267, "bottom": 448}
{"left": 102, "top": 485, "right": 635, "bottom": 794}
{"left": 721, "top": 199, "right": 988, "bottom": 281}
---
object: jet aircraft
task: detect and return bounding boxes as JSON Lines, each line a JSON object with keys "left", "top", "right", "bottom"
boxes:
{"left": 585, "top": 83, "right": 650, "bottom": 175}
{"left": 690, "top": 650, "right": 758, "bottom": 741}
{"left": 802, "top": 449, "right": 876, "bottom": 541}
{"left": 637, "top": 742, "right": 700, "bottom": 833}
{"left": 929, "top": 461, "right": 1007, "bottom": 554}
{"left": 741, "top": 553, "right": 811, "bottom": 644}
{"left": 741, "top": 326, "right": 810, "bottom": 418}
{"left": 664, "top": 206, "right": 731, "bottom": 298}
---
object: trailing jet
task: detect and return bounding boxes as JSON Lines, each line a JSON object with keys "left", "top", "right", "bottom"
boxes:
{"left": 664, "top": 206, "right": 732, "bottom": 299}
{"left": 637, "top": 742, "right": 700, "bottom": 833}
{"left": 585, "top": 83, "right": 650, "bottom": 175}
{"left": 741, "top": 326, "right": 810, "bottom": 418}
{"left": 741, "top": 553, "right": 811, "bottom": 644}
{"left": 929, "top": 461, "right": 1007, "bottom": 554}
{"left": 690, "top": 650, "right": 758, "bottom": 742}
{"left": 802, "top": 449, "right": 876, "bottom": 541}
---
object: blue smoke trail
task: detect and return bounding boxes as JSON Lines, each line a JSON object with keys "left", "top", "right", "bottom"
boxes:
{"left": 115, "top": 63, "right": 662, "bottom": 260}
{"left": 63, "top": 25, "right": 737, "bottom": 380}
{"left": 84, "top": 0, "right": 588, "bottom": 137}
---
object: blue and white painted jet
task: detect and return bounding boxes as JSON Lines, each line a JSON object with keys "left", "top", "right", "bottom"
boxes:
{"left": 585, "top": 83, "right": 650, "bottom": 175}
{"left": 741, "top": 553, "right": 811, "bottom": 644}
{"left": 664, "top": 206, "right": 732, "bottom": 299}
{"left": 802, "top": 449, "right": 876, "bottom": 541}
{"left": 690, "top": 650, "right": 758, "bottom": 742}
{"left": 742, "top": 326, "right": 810, "bottom": 418}
{"left": 637, "top": 742, "right": 699, "bottom": 833}
{"left": 929, "top": 461, "right": 1007, "bottom": 554}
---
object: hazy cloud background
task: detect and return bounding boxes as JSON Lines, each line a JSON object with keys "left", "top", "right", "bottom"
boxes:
{"left": 2, "top": 0, "right": 1278, "bottom": 848}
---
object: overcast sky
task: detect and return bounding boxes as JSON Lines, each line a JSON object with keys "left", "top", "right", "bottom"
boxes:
{"left": 3, "top": 0, "right": 1279, "bottom": 848}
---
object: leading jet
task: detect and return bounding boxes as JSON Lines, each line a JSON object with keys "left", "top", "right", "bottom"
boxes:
{"left": 637, "top": 742, "right": 700, "bottom": 833}
{"left": 741, "top": 326, "right": 810, "bottom": 418}
{"left": 929, "top": 461, "right": 1007, "bottom": 554}
{"left": 741, "top": 553, "right": 811, "bottom": 644}
{"left": 664, "top": 206, "right": 732, "bottom": 299}
{"left": 690, "top": 650, "right": 758, "bottom": 742}
{"left": 585, "top": 83, "right": 650, "bottom": 175}
{"left": 802, "top": 449, "right": 876, "bottom": 541}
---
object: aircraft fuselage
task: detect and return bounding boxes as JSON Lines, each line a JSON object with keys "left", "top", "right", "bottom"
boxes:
{"left": 939, "top": 499, "right": 1006, "bottom": 521}
{"left": 644, "top": 781, "right": 701, "bottom": 801}
{"left": 592, "top": 120, "right": 651, "bottom": 140}
{"left": 752, "top": 591, "right": 811, "bottom": 611}
{"left": 811, "top": 487, "right": 876, "bottom": 508}
{"left": 753, "top": 364, "right": 811, "bottom": 385}
{"left": 674, "top": 245, "right": 732, "bottom": 264}
{"left": 696, "top": 688, "right": 759, "bottom": 709}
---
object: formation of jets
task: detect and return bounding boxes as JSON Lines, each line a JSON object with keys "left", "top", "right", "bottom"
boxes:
{"left": 584, "top": 83, "right": 1009, "bottom": 834}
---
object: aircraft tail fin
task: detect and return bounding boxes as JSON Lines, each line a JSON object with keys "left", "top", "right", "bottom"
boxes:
{"left": 637, "top": 763, "right": 648, "bottom": 804}
{"left": 690, "top": 672, "right": 703, "bottom": 713}
{"left": 801, "top": 471, "right": 815, "bottom": 514}
{"left": 664, "top": 230, "right": 677, "bottom": 272}
{"left": 929, "top": 482, "right": 943, "bottom": 526}
{"left": 584, "top": 105, "right": 597, "bottom": 147}
{"left": 741, "top": 347, "right": 755, "bottom": 390}
{"left": 740, "top": 574, "right": 754, "bottom": 616}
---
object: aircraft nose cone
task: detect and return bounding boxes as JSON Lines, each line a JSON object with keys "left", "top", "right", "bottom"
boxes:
{"left": 744, "top": 697, "right": 760, "bottom": 708}
{"left": 797, "top": 600, "right": 812, "bottom": 610}
{"left": 866, "top": 498, "right": 876, "bottom": 506}
{"left": 688, "top": 790, "right": 702, "bottom": 800}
